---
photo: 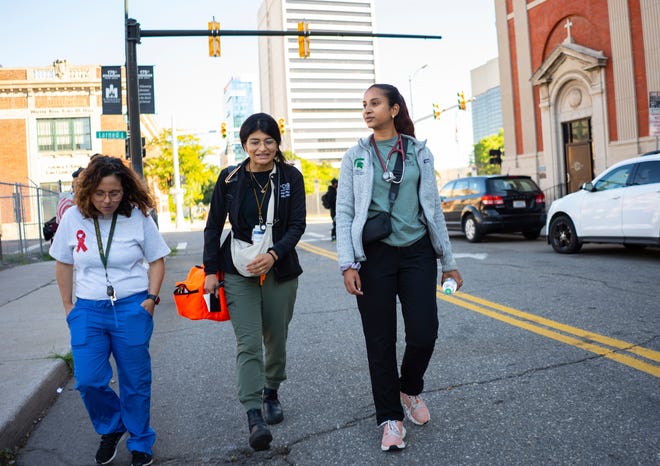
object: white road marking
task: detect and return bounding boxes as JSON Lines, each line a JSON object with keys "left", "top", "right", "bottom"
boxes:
{"left": 176, "top": 242, "right": 188, "bottom": 250}
{"left": 453, "top": 253, "right": 488, "bottom": 260}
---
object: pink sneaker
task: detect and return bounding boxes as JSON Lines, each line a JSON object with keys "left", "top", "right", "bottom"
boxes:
{"left": 380, "top": 420, "right": 406, "bottom": 451}
{"left": 400, "top": 392, "right": 430, "bottom": 425}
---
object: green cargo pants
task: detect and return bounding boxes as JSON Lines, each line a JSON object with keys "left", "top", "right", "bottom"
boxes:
{"left": 223, "top": 271, "right": 298, "bottom": 411}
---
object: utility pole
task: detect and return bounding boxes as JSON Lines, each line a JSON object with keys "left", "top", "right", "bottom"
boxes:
{"left": 171, "top": 116, "right": 185, "bottom": 230}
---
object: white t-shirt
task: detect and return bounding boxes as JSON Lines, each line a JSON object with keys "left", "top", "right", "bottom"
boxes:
{"left": 50, "top": 206, "right": 171, "bottom": 301}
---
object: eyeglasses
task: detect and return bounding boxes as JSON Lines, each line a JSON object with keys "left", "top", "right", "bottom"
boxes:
{"left": 246, "top": 138, "right": 278, "bottom": 150}
{"left": 93, "top": 190, "right": 123, "bottom": 201}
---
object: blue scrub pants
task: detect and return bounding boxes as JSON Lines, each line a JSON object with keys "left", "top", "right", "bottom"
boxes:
{"left": 67, "top": 293, "right": 155, "bottom": 455}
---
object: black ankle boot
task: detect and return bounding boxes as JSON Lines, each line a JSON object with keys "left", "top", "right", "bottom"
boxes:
{"left": 262, "top": 387, "right": 284, "bottom": 425}
{"left": 247, "top": 408, "right": 272, "bottom": 451}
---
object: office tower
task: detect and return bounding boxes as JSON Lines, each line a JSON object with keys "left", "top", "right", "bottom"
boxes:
{"left": 223, "top": 76, "right": 256, "bottom": 164}
{"left": 257, "top": 0, "right": 376, "bottom": 163}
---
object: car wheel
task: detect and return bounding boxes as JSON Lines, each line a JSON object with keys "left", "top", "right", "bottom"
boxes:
{"left": 463, "top": 214, "right": 482, "bottom": 242}
{"left": 549, "top": 215, "right": 582, "bottom": 253}
{"left": 523, "top": 229, "right": 541, "bottom": 240}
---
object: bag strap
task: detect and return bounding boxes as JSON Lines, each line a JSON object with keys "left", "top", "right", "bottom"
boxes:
{"left": 387, "top": 136, "right": 408, "bottom": 212}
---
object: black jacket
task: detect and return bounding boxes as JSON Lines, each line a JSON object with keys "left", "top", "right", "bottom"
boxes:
{"left": 326, "top": 184, "right": 337, "bottom": 217}
{"left": 203, "top": 159, "right": 306, "bottom": 282}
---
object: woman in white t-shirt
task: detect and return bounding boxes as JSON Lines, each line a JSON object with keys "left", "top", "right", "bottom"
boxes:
{"left": 50, "top": 155, "right": 170, "bottom": 466}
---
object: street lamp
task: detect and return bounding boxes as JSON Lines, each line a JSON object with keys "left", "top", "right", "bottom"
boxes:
{"left": 408, "top": 64, "right": 428, "bottom": 119}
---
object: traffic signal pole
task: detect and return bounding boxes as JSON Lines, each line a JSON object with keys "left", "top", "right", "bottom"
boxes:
{"left": 124, "top": 19, "right": 442, "bottom": 178}
{"left": 125, "top": 18, "right": 143, "bottom": 177}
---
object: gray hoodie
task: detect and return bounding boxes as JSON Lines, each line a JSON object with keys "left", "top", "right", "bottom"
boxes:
{"left": 335, "top": 134, "right": 457, "bottom": 272}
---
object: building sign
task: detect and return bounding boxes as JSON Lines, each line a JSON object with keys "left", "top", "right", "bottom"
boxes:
{"left": 138, "top": 66, "right": 155, "bottom": 114}
{"left": 101, "top": 66, "right": 122, "bottom": 115}
{"left": 650, "top": 91, "right": 660, "bottom": 137}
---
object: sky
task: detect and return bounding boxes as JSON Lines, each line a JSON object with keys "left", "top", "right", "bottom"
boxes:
{"left": 1, "top": 0, "right": 499, "bottom": 168}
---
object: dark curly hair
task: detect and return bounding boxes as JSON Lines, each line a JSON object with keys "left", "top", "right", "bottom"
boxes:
{"left": 75, "top": 154, "right": 155, "bottom": 218}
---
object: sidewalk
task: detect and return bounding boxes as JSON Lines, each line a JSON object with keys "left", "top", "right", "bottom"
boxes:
{"left": 0, "top": 260, "right": 71, "bottom": 451}
{"left": 0, "top": 215, "right": 332, "bottom": 452}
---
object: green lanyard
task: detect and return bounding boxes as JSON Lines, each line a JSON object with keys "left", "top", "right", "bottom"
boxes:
{"left": 93, "top": 212, "right": 118, "bottom": 299}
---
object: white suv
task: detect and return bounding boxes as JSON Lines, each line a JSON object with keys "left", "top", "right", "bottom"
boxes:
{"left": 546, "top": 151, "right": 660, "bottom": 253}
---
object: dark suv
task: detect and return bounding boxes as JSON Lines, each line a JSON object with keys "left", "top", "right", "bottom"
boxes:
{"left": 439, "top": 175, "right": 546, "bottom": 242}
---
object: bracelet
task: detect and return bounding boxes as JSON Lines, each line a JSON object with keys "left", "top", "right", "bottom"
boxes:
{"left": 267, "top": 250, "right": 277, "bottom": 262}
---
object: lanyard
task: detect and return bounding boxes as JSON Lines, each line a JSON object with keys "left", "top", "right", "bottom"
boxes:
{"left": 248, "top": 169, "right": 270, "bottom": 229}
{"left": 371, "top": 134, "right": 406, "bottom": 183}
{"left": 93, "top": 212, "right": 118, "bottom": 300}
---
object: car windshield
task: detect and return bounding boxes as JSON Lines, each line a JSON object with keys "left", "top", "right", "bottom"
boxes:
{"left": 488, "top": 178, "right": 539, "bottom": 194}
{"left": 593, "top": 164, "right": 633, "bottom": 191}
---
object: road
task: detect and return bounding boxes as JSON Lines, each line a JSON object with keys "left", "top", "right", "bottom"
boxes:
{"left": 16, "top": 222, "right": 660, "bottom": 465}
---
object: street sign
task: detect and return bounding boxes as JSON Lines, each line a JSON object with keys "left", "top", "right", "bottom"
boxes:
{"left": 96, "top": 131, "right": 127, "bottom": 139}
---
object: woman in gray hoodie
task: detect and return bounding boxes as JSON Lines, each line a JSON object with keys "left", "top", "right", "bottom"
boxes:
{"left": 336, "top": 83, "right": 463, "bottom": 452}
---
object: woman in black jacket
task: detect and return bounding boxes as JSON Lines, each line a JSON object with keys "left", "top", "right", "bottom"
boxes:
{"left": 203, "top": 113, "right": 306, "bottom": 451}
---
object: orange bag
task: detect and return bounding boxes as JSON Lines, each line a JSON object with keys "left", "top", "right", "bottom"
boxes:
{"left": 173, "top": 265, "right": 230, "bottom": 322}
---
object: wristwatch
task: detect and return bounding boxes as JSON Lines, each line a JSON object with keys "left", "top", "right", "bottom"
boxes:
{"left": 146, "top": 294, "right": 160, "bottom": 305}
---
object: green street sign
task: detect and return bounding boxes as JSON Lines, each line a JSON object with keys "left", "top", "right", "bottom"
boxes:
{"left": 96, "top": 130, "right": 127, "bottom": 139}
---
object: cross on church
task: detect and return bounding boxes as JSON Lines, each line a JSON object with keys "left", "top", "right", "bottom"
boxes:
{"left": 564, "top": 18, "right": 573, "bottom": 43}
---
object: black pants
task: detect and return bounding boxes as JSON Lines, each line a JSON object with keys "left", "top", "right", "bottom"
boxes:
{"left": 356, "top": 234, "right": 439, "bottom": 425}
{"left": 331, "top": 213, "right": 336, "bottom": 239}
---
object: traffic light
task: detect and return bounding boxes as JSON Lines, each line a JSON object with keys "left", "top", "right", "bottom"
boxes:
{"left": 278, "top": 118, "right": 286, "bottom": 134}
{"left": 432, "top": 103, "right": 441, "bottom": 120}
{"left": 125, "top": 138, "right": 130, "bottom": 159}
{"left": 221, "top": 122, "right": 227, "bottom": 138}
{"left": 208, "top": 20, "right": 220, "bottom": 57}
{"left": 489, "top": 148, "right": 502, "bottom": 165}
{"left": 141, "top": 137, "right": 146, "bottom": 158}
{"left": 298, "top": 21, "right": 310, "bottom": 58}
{"left": 457, "top": 91, "right": 466, "bottom": 110}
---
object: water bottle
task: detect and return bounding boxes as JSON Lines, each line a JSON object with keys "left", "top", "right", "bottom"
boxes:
{"left": 442, "top": 278, "right": 458, "bottom": 295}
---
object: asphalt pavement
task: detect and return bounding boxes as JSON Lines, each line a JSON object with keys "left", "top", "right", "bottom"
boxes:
{"left": 2, "top": 221, "right": 659, "bottom": 465}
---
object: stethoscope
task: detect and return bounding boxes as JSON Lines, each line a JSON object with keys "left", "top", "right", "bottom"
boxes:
{"left": 370, "top": 134, "right": 406, "bottom": 184}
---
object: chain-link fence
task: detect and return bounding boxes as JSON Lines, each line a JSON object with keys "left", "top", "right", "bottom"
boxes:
{"left": 0, "top": 181, "right": 60, "bottom": 263}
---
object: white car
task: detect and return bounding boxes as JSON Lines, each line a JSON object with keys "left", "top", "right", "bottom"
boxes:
{"left": 546, "top": 151, "right": 660, "bottom": 253}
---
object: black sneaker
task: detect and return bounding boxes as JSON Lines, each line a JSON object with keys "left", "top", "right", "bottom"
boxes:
{"left": 131, "top": 451, "right": 153, "bottom": 466}
{"left": 95, "top": 431, "right": 125, "bottom": 464}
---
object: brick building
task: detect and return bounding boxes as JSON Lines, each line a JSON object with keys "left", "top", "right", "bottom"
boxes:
{"left": 0, "top": 59, "right": 160, "bottom": 225}
{"left": 495, "top": 0, "right": 659, "bottom": 201}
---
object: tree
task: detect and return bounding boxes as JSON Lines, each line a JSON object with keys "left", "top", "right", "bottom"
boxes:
{"left": 285, "top": 151, "right": 339, "bottom": 195}
{"left": 473, "top": 129, "right": 504, "bottom": 175}
{"left": 144, "top": 130, "right": 218, "bottom": 215}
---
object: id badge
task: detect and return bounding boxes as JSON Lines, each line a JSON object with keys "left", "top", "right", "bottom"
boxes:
{"left": 252, "top": 224, "right": 265, "bottom": 243}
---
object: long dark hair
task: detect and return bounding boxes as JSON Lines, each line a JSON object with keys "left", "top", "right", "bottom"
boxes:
{"left": 239, "top": 112, "right": 286, "bottom": 163}
{"left": 76, "top": 154, "right": 155, "bottom": 218}
{"left": 367, "top": 84, "right": 416, "bottom": 138}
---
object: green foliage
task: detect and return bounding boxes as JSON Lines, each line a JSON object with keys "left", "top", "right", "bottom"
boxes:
{"left": 473, "top": 129, "right": 504, "bottom": 175}
{"left": 286, "top": 151, "right": 340, "bottom": 194}
{"left": 143, "top": 130, "right": 219, "bottom": 214}
{"left": 0, "top": 447, "right": 16, "bottom": 466}
{"left": 50, "top": 350, "right": 74, "bottom": 374}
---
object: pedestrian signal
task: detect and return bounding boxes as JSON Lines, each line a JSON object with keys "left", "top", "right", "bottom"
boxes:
{"left": 489, "top": 148, "right": 502, "bottom": 165}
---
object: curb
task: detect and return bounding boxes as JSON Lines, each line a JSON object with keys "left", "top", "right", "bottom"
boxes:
{"left": 0, "top": 359, "right": 71, "bottom": 450}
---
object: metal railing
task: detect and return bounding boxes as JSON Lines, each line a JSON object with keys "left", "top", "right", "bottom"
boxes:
{"left": 0, "top": 181, "right": 60, "bottom": 262}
